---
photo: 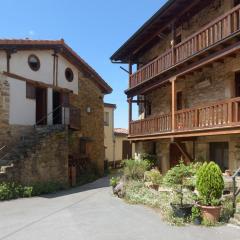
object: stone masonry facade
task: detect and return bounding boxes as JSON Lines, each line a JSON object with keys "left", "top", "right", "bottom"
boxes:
{"left": 0, "top": 68, "right": 106, "bottom": 184}
{"left": 134, "top": 0, "right": 240, "bottom": 174}
{"left": 70, "top": 72, "right": 105, "bottom": 175}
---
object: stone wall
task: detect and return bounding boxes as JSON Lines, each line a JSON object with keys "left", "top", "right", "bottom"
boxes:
{"left": 17, "top": 130, "right": 69, "bottom": 185}
{"left": 0, "top": 74, "right": 9, "bottom": 129}
{"left": 139, "top": 0, "right": 233, "bottom": 64}
{"left": 70, "top": 73, "right": 105, "bottom": 175}
{"left": 134, "top": 134, "right": 240, "bottom": 174}
{"left": 143, "top": 52, "right": 240, "bottom": 117}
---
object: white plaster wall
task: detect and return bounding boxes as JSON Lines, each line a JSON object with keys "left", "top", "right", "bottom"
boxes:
{"left": 0, "top": 50, "right": 7, "bottom": 71}
{"left": 57, "top": 55, "right": 78, "bottom": 94}
{"left": 7, "top": 50, "right": 79, "bottom": 93}
{"left": 9, "top": 77, "right": 35, "bottom": 125}
{"left": 104, "top": 106, "right": 114, "bottom": 161}
{"left": 9, "top": 50, "right": 54, "bottom": 85}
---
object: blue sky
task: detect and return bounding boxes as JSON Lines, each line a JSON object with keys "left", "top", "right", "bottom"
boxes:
{"left": 0, "top": 0, "right": 166, "bottom": 128}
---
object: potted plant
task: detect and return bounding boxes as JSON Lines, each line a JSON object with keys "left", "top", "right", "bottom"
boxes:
{"left": 196, "top": 162, "right": 224, "bottom": 224}
{"left": 144, "top": 169, "right": 162, "bottom": 191}
{"left": 163, "top": 161, "right": 194, "bottom": 218}
{"left": 191, "top": 205, "right": 201, "bottom": 225}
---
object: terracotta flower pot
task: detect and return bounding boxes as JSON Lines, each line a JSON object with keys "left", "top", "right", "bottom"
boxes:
{"left": 199, "top": 205, "right": 222, "bottom": 223}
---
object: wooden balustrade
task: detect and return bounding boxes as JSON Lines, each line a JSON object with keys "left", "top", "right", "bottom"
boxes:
{"left": 130, "top": 114, "right": 171, "bottom": 136}
{"left": 130, "top": 50, "right": 173, "bottom": 88}
{"left": 129, "top": 97, "right": 240, "bottom": 136}
{"left": 129, "top": 5, "right": 240, "bottom": 89}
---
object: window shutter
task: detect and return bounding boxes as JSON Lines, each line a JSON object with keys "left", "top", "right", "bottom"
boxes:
{"left": 26, "top": 83, "right": 36, "bottom": 99}
{"left": 61, "top": 92, "right": 69, "bottom": 107}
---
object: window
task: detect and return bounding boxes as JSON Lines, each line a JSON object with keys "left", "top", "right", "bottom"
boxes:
{"left": 175, "top": 34, "right": 182, "bottom": 45}
{"left": 65, "top": 68, "right": 74, "bottom": 82}
{"left": 26, "top": 83, "right": 36, "bottom": 99}
{"left": 104, "top": 112, "right": 109, "bottom": 126}
{"left": 145, "top": 102, "right": 152, "bottom": 117}
{"left": 177, "top": 91, "right": 183, "bottom": 111}
{"left": 28, "top": 55, "right": 40, "bottom": 71}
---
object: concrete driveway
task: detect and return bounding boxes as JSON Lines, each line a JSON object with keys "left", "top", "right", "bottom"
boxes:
{"left": 0, "top": 177, "right": 239, "bottom": 240}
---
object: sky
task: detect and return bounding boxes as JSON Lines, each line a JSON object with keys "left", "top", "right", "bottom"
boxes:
{"left": 0, "top": 0, "right": 166, "bottom": 128}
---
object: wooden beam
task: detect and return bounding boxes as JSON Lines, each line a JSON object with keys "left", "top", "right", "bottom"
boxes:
{"left": 174, "top": 142, "right": 192, "bottom": 164}
{"left": 128, "top": 97, "right": 133, "bottom": 122}
{"left": 171, "top": 77, "right": 176, "bottom": 132}
{"left": 128, "top": 127, "right": 240, "bottom": 141}
{"left": 132, "top": 0, "right": 202, "bottom": 57}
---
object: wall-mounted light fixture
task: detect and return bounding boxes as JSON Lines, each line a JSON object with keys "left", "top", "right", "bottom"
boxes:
{"left": 86, "top": 107, "right": 91, "bottom": 113}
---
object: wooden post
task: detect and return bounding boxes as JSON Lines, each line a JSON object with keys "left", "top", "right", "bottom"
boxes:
{"left": 171, "top": 77, "right": 176, "bottom": 132}
{"left": 6, "top": 51, "right": 11, "bottom": 73}
{"left": 129, "top": 59, "right": 132, "bottom": 88}
{"left": 171, "top": 22, "right": 176, "bottom": 65}
{"left": 128, "top": 97, "right": 133, "bottom": 134}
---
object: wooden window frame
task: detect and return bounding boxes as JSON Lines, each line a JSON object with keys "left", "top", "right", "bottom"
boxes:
{"left": 26, "top": 82, "right": 36, "bottom": 99}
{"left": 28, "top": 55, "right": 40, "bottom": 71}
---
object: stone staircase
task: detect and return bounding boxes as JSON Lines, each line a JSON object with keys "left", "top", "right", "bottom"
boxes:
{"left": 0, "top": 125, "right": 66, "bottom": 182}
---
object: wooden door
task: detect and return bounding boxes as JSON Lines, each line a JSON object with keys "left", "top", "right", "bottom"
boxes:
{"left": 169, "top": 143, "right": 186, "bottom": 167}
{"left": 122, "top": 141, "right": 132, "bottom": 160}
{"left": 210, "top": 142, "right": 229, "bottom": 172}
{"left": 36, "top": 87, "right": 47, "bottom": 125}
{"left": 52, "top": 90, "right": 62, "bottom": 124}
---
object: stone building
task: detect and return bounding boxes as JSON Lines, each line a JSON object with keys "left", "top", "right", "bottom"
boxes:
{"left": 111, "top": 0, "right": 240, "bottom": 174}
{"left": 0, "top": 39, "right": 112, "bottom": 185}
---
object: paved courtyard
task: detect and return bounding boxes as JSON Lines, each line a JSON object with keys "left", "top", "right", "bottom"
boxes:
{"left": 0, "top": 177, "right": 240, "bottom": 240}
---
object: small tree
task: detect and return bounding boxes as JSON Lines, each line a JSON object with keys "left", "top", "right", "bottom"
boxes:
{"left": 163, "top": 161, "right": 193, "bottom": 206}
{"left": 196, "top": 162, "right": 224, "bottom": 206}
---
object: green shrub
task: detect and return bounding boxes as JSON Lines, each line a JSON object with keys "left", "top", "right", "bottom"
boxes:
{"left": 191, "top": 205, "right": 201, "bottom": 221}
{"left": 220, "top": 199, "right": 234, "bottom": 223}
{"left": 123, "top": 159, "right": 150, "bottom": 180}
{"left": 196, "top": 162, "right": 224, "bottom": 206}
{"left": 163, "top": 161, "right": 194, "bottom": 187}
{"left": 141, "top": 153, "right": 158, "bottom": 168}
{"left": 163, "top": 161, "right": 197, "bottom": 206}
{"left": 144, "top": 169, "right": 162, "bottom": 185}
{"left": 0, "top": 181, "right": 66, "bottom": 201}
{"left": 110, "top": 177, "right": 119, "bottom": 188}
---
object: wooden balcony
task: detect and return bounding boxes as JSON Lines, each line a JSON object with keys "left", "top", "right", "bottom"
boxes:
{"left": 130, "top": 5, "right": 240, "bottom": 89}
{"left": 129, "top": 97, "right": 240, "bottom": 138}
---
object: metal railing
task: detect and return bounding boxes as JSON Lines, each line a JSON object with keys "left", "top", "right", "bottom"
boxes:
{"left": 0, "top": 145, "right": 7, "bottom": 160}
{"left": 34, "top": 104, "right": 68, "bottom": 127}
{"left": 233, "top": 167, "right": 240, "bottom": 212}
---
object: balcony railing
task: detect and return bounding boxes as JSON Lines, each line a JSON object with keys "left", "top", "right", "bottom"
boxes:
{"left": 129, "top": 4, "right": 240, "bottom": 89}
{"left": 129, "top": 97, "right": 240, "bottom": 137}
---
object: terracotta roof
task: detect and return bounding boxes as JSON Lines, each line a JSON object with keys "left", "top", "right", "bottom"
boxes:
{"left": 0, "top": 39, "right": 112, "bottom": 94}
{"left": 114, "top": 128, "right": 128, "bottom": 135}
{"left": 104, "top": 103, "right": 116, "bottom": 109}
